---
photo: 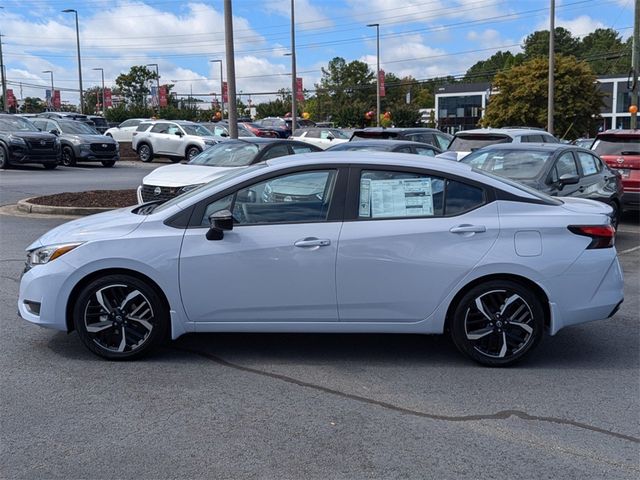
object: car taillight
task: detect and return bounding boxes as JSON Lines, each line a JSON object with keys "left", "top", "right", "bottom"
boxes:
{"left": 568, "top": 225, "right": 615, "bottom": 249}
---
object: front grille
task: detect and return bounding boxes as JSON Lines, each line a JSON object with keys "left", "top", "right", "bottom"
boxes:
{"left": 27, "top": 139, "right": 56, "bottom": 150}
{"left": 141, "top": 184, "right": 179, "bottom": 203}
{"left": 90, "top": 143, "right": 116, "bottom": 153}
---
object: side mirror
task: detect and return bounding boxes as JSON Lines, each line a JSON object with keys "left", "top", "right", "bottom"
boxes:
{"left": 206, "top": 209, "right": 234, "bottom": 240}
{"left": 220, "top": 132, "right": 229, "bottom": 137}
{"left": 559, "top": 174, "right": 579, "bottom": 186}
{"left": 175, "top": 131, "right": 183, "bottom": 137}
{"left": 327, "top": 134, "right": 335, "bottom": 141}
{"left": 49, "top": 129, "right": 59, "bottom": 136}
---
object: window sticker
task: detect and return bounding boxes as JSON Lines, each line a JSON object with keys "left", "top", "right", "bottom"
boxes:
{"left": 359, "top": 178, "right": 372, "bottom": 217}
{"left": 368, "top": 178, "right": 434, "bottom": 218}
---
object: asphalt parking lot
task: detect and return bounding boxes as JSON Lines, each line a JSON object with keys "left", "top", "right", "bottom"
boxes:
{"left": 1, "top": 162, "right": 639, "bottom": 479}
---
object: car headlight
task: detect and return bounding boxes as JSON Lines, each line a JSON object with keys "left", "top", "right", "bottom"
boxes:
{"left": 79, "top": 143, "right": 92, "bottom": 150}
{"left": 8, "top": 135, "right": 27, "bottom": 145}
{"left": 27, "top": 243, "right": 82, "bottom": 267}
{"left": 178, "top": 184, "right": 204, "bottom": 194}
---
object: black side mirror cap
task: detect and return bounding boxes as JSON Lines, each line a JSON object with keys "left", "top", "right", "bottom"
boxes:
{"left": 206, "top": 209, "right": 234, "bottom": 240}
{"left": 559, "top": 174, "right": 579, "bottom": 186}
{"left": 49, "top": 129, "right": 59, "bottom": 135}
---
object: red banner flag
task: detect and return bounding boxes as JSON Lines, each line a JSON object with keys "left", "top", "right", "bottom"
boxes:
{"left": 296, "top": 77, "right": 304, "bottom": 102}
{"left": 53, "top": 90, "right": 61, "bottom": 109}
{"left": 159, "top": 86, "right": 168, "bottom": 107}
{"left": 6, "top": 89, "right": 17, "bottom": 108}
{"left": 378, "top": 69, "right": 385, "bottom": 97}
{"left": 104, "top": 88, "right": 112, "bottom": 108}
{"left": 222, "top": 81, "right": 228, "bottom": 103}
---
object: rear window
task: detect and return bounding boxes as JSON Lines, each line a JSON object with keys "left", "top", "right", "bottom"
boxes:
{"left": 350, "top": 131, "right": 398, "bottom": 141}
{"left": 461, "top": 149, "right": 551, "bottom": 179}
{"left": 448, "top": 134, "right": 511, "bottom": 152}
{"left": 592, "top": 136, "right": 640, "bottom": 156}
{"left": 91, "top": 117, "right": 108, "bottom": 126}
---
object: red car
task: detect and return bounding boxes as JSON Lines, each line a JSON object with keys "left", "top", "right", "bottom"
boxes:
{"left": 593, "top": 129, "right": 640, "bottom": 212}
{"left": 239, "top": 122, "right": 280, "bottom": 138}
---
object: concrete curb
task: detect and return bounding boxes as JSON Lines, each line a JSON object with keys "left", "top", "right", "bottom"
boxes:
{"left": 16, "top": 198, "right": 114, "bottom": 216}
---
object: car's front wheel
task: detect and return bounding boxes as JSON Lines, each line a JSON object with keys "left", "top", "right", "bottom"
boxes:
{"left": 73, "top": 274, "right": 169, "bottom": 360}
{"left": 61, "top": 146, "right": 77, "bottom": 167}
{"left": 0, "top": 145, "right": 9, "bottom": 169}
{"left": 450, "top": 280, "right": 544, "bottom": 367}
{"left": 185, "top": 146, "right": 201, "bottom": 161}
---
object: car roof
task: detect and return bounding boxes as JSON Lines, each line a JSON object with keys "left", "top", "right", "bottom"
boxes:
{"left": 455, "top": 128, "right": 555, "bottom": 137}
{"left": 224, "top": 137, "right": 284, "bottom": 144}
{"left": 360, "top": 127, "right": 443, "bottom": 133}
{"left": 333, "top": 139, "right": 435, "bottom": 147}
{"left": 596, "top": 129, "right": 640, "bottom": 137}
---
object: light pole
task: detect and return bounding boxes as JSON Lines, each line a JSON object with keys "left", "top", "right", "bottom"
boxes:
{"left": 547, "top": 0, "right": 555, "bottom": 135}
{"left": 92, "top": 67, "right": 104, "bottom": 114}
{"left": 62, "top": 9, "right": 83, "bottom": 113}
{"left": 210, "top": 59, "right": 224, "bottom": 120}
{"left": 367, "top": 23, "right": 380, "bottom": 127}
{"left": 224, "top": 0, "right": 238, "bottom": 138}
{"left": 0, "top": 7, "right": 6, "bottom": 112}
{"left": 146, "top": 63, "right": 161, "bottom": 110}
{"left": 290, "top": 0, "right": 297, "bottom": 133}
{"left": 42, "top": 70, "right": 54, "bottom": 111}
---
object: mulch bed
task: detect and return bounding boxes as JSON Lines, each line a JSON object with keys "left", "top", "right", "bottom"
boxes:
{"left": 28, "top": 189, "right": 138, "bottom": 208}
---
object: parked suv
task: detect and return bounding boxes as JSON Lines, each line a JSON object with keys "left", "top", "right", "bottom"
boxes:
{"left": 257, "top": 117, "right": 316, "bottom": 138}
{"left": 442, "top": 127, "right": 559, "bottom": 160}
{"left": 132, "top": 120, "right": 219, "bottom": 163}
{"left": 87, "top": 115, "right": 109, "bottom": 134}
{"left": 0, "top": 114, "right": 60, "bottom": 169}
{"left": 36, "top": 112, "right": 95, "bottom": 127}
{"left": 592, "top": 129, "right": 640, "bottom": 211}
{"left": 32, "top": 118, "right": 119, "bottom": 167}
{"left": 104, "top": 118, "right": 150, "bottom": 142}
{"left": 350, "top": 127, "right": 452, "bottom": 150}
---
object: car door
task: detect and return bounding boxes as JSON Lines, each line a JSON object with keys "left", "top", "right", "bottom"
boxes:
{"left": 575, "top": 150, "right": 614, "bottom": 202}
{"left": 179, "top": 167, "right": 346, "bottom": 324}
{"left": 148, "top": 122, "right": 171, "bottom": 154}
{"left": 547, "top": 151, "right": 581, "bottom": 197}
{"left": 164, "top": 124, "right": 186, "bottom": 156}
{"left": 336, "top": 166, "right": 499, "bottom": 323}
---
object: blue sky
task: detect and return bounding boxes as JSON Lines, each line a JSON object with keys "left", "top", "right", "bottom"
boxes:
{"left": 0, "top": 0, "right": 634, "bottom": 106}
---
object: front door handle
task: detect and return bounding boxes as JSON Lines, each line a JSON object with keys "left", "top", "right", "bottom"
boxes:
{"left": 449, "top": 224, "right": 486, "bottom": 234}
{"left": 294, "top": 237, "right": 331, "bottom": 248}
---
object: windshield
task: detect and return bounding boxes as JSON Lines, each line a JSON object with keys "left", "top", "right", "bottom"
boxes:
{"left": 153, "top": 163, "right": 267, "bottom": 213}
{"left": 182, "top": 124, "right": 214, "bottom": 136}
{"left": 448, "top": 134, "right": 511, "bottom": 152}
{"left": 592, "top": 136, "right": 640, "bottom": 155}
{"left": 461, "top": 149, "right": 551, "bottom": 179}
{"left": 59, "top": 122, "right": 99, "bottom": 135}
{"left": 0, "top": 117, "right": 39, "bottom": 132}
{"left": 190, "top": 141, "right": 261, "bottom": 167}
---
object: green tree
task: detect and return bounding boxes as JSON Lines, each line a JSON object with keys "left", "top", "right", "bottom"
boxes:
{"left": 580, "top": 28, "right": 631, "bottom": 75}
{"left": 20, "top": 97, "right": 45, "bottom": 113}
{"left": 115, "top": 65, "right": 158, "bottom": 108}
{"left": 83, "top": 86, "right": 101, "bottom": 114}
{"left": 481, "top": 55, "right": 603, "bottom": 139}
{"left": 522, "top": 27, "right": 581, "bottom": 59}
{"left": 463, "top": 50, "right": 522, "bottom": 83}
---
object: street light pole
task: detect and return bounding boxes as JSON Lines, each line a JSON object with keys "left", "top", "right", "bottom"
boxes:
{"left": 62, "top": 9, "right": 83, "bottom": 113}
{"left": 367, "top": 23, "right": 380, "bottom": 127}
{"left": 210, "top": 59, "right": 224, "bottom": 120}
{"left": 146, "top": 63, "right": 161, "bottom": 111}
{"left": 630, "top": 0, "right": 639, "bottom": 129}
{"left": 224, "top": 0, "right": 238, "bottom": 138}
{"left": 42, "top": 70, "right": 54, "bottom": 111}
{"left": 0, "top": 7, "right": 6, "bottom": 113}
{"left": 290, "top": 0, "right": 297, "bottom": 133}
{"left": 92, "top": 67, "right": 104, "bottom": 114}
{"left": 547, "top": 0, "right": 555, "bottom": 135}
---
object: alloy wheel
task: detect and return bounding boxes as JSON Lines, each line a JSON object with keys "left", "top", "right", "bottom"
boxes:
{"left": 139, "top": 145, "right": 151, "bottom": 162}
{"left": 83, "top": 283, "right": 156, "bottom": 354}
{"left": 463, "top": 289, "right": 534, "bottom": 359}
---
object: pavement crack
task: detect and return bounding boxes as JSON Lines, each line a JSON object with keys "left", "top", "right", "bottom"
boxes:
{"left": 173, "top": 346, "right": 640, "bottom": 445}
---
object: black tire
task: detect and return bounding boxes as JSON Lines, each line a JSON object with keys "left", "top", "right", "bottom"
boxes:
{"left": 185, "top": 146, "right": 201, "bottom": 161}
{"left": 608, "top": 201, "right": 620, "bottom": 231}
{"left": 73, "top": 274, "right": 169, "bottom": 360}
{"left": 137, "top": 143, "right": 154, "bottom": 163}
{"left": 101, "top": 160, "right": 116, "bottom": 168}
{"left": 449, "top": 280, "right": 544, "bottom": 367}
{"left": 61, "top": 146, "right": 77, "bottom": 167}
{"left": 43, "top": 163, "right": 57, "bottom": 170}
{"left": 0, "top": 145, "right": 9, "bottom": 169}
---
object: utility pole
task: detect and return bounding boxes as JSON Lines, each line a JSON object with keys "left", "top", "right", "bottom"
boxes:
{"left": 547, "top": 0, "right": 555, "bottom": 135}
{"left": 224, "top": 0, "right": 238, "bottom": 138}
{"left": 290, "top": 0, "right": 297, "bottom": 133}
{"left": 367, "top": 23, "right": 381, "bottom": 127}
{"left": 0, "top": 34, "right": 6, "bottom": 113}
{"left": 631, "top": 0, "right": 639, "bottom": 129}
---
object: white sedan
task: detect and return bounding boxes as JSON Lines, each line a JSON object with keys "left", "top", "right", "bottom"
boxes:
{"left": 19, "top": 153, "right": 623, "bottom": 366}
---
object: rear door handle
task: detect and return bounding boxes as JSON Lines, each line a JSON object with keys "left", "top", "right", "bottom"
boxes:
{"left": 449, "top": 224, "right": 486, "bottom": 234}
{"left": 294, "top": 237, "right": 331, "bottom": 248}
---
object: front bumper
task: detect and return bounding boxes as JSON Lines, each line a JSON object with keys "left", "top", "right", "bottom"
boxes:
{"left": 75, "top": 145, "right": 120, "bottom": 162}
{"left": 9, "top": 144, "right": 61, "bottom": 165}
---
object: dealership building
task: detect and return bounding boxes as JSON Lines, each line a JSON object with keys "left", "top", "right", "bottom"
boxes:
{"left": 434, "top": 75, "right": 634, "bottom": 134}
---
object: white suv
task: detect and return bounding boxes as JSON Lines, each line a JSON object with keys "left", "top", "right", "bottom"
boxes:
{"left": 131, "top": 120, "right": 220, "bottom": 163}
{"left": 104, "top": 118, "right": 150, "bottom": 142}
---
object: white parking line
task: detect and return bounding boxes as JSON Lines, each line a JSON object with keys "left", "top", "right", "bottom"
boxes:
{"left": 618, "top": 245, "right": 640, "bottom": 255}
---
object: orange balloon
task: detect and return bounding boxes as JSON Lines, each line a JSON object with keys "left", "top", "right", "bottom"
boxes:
{"left": 629, "top": 105, "right": 638, "bottom": 114}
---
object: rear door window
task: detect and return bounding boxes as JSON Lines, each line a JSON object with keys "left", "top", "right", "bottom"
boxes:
{"left": 577, "top": 151, "right": 600, "bottom": 176}
{"left": 551, "top": 152, "right": 579, "bottom": 182}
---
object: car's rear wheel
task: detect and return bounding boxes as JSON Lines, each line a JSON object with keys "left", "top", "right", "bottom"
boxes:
{"left": 73, "top": 274, "right": 169, "bottom": 360}
{"left": 0, "top": 145, "right": 9, "bottom": 169}
{"left": 61, "top": 146, "right": 77, "bottom": 167}
{"left": 101, "top": 160, "right": 116, "bottom": 168}
{"left": 137, "top": 144, "right": 153, "bottom": 163}
{"left": 450, "top": 280, "right": 544, "bottom": 367}
{"left": 185, "top": 146, "right": 201, "bottom": 161}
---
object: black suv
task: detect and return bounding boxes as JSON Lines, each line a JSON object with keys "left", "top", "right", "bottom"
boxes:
{"left": 0, "top": 114, "right": 60, "bottom": 169}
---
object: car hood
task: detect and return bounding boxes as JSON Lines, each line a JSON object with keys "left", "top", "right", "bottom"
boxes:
{"left": 62, "top": 133, "right": 116, "bottom": 143}
{"left": 559, "top": 197, "right": 613, "bottom": 216}
{"left": 27, "top": 208, "right": 146, "bottom": 250}
{"left": 9, "top": 131, "right": 58, "bottom": 141}
{"left": 142, "top": 163, "right": 243, "bottom": 187}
